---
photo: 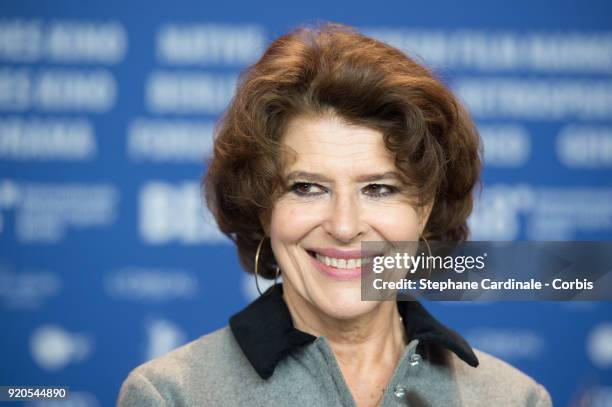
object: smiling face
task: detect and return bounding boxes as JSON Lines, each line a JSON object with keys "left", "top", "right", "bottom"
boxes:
{"left": 269, "top": 113, "right": 431, "bottom": 321}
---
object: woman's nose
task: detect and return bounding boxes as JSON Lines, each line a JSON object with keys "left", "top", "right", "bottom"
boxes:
{"left": 322, "top": 193, "right": 366, "bottom": 243}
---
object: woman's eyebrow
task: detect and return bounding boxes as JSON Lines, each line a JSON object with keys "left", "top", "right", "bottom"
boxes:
{"left": 356, "top": 172, "right": 402, "bottom": 182}
{"left": 285, "top": 171, "right": 331, "bottom": 183}
{"left": 284, "top": 171, "right": 401, "bottom": 183}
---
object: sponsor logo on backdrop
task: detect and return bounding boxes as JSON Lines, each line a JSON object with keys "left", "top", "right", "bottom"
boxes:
{"left": 145, "top": 318, "right": 187, "bottom": 361}
{"left": 469, "top": 185, "right": 612, "bottom": 240}
{"left": 30, "top": 325, "right": 92, "bottom": 371}
{"left": 0, "top": 116, "right": 96, "bottom": 161}
{"left": 557, "top": 125, "right": 612, "bottom": 168}
{"left": 0, "top": 68, "right": 117, "bottom": 113}
{"left": 453, "top": 79, "right": 612, "bottom": 120}
{"left": 479, "top": 124, "right": 530, "bottom": 167}
{"left": 156, "top": 23, "right": 265, "bottom": 65}
{"left": 468, "top": 184, "right": 531, "bottom": 240}
{"left": 0, "top": 179, "right": 118, "bottom": 242}
{"left": 139, "top": 181, "right": 226, "bottom": 244}
{"left": 0, "top": 19, "right": 127, "bottom": 63}
{"left": 146, "top": 71, "right": 236, "bottom": 115}
{"left": 363, "top": 29, "right": 612, "bottom": 73}
{"left": 465, "top": 328, "right": 545, "bottom": 360}
{"left": 0, "top": 179, "right": 19, "bottom": 235}
{"left": 127, "top": 119, "right": 214, "bottom": 163}
{"left": 104, "top": 267, "right": 199, "bottom": 302}
{"left": 0, "top": 266, "right": 61, "bottom": 309}
{"left": 587, "top": 322, "right": 612, "bottom": 368}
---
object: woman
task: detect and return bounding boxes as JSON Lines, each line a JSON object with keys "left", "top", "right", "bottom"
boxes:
{"left": 118, "top": 23, "right": 552, "bottom": 406}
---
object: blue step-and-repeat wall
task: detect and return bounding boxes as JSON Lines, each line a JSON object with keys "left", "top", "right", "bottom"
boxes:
{"left": 1, "top": 1, "right": 611, "bottom": 406}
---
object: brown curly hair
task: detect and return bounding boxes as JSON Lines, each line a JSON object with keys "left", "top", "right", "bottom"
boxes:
{"left": 203, "top": 22, "right": 482, "bottom": 278}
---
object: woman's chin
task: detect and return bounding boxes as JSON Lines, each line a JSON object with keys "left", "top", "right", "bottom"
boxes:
{"left": 309, "top": 285, "right": 380, "bottom": 321}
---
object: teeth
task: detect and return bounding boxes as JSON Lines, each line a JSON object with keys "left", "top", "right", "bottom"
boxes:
{"left": 314, "top": 253, "right": 371, "bottom": 269}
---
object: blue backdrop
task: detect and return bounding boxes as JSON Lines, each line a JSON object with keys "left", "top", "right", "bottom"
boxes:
{"left": 1, "top": 1, "right": 611, "bottom": 406}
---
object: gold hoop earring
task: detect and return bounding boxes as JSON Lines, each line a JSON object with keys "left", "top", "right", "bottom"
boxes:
{"left": 254, "top": 237, "right": 281, "bottom": 296}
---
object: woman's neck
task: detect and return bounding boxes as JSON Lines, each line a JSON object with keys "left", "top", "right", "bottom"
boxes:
{"left": 282, "top": 284, "right": 407, "bottom": 372}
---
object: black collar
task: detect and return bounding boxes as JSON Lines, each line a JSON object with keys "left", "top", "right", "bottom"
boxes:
{"left": 229, "top": 283, "right": 479, "bottom": 379}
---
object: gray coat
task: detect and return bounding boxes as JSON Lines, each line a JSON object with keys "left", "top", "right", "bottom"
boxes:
{"left": 117, "top": 285, "right": 553, "bottom": 406}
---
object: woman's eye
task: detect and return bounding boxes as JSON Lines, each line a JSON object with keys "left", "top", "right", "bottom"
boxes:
{"left": 363, "top": 183, "right": 398, "bottom": 197}
{"left": 290, "top": 182, "right": 326, "bottom": 196}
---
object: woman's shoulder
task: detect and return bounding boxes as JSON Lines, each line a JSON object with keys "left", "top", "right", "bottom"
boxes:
{"left": 117, "top": 326, "right": 258, "bottom": 406}
{"left": 450, "top": 347, "right": 552, "bottom": 406}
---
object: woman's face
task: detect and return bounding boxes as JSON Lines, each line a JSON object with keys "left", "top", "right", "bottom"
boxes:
{"left": 270, "top": 114, "right": 431, "bottom": 320}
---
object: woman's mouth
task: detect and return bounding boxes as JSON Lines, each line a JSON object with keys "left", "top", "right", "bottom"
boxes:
{"left": 305, "top": 249, "right": 374, "bottom": 280}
